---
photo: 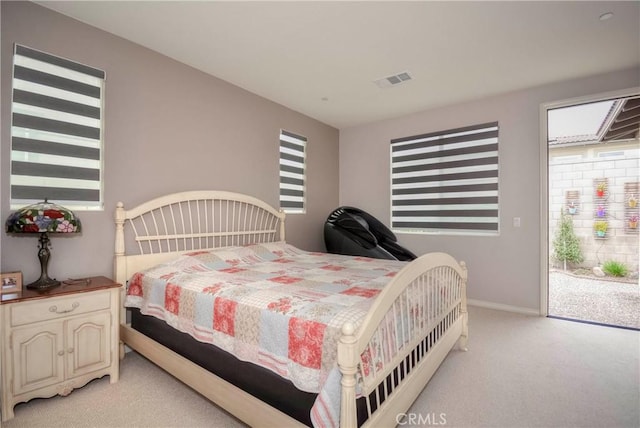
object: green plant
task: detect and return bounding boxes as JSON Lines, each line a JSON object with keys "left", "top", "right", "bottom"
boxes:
{"left": 594, "top": 220, "right": 608, "bottom": 234}
{"left": 596, "top": 181, "right": 607, "bottom": 192}
{"left": 602, "top": 260, "right": 628, "bottom": 277}
{"left": 552, "top": 212, "right": 583, "bottom": 270}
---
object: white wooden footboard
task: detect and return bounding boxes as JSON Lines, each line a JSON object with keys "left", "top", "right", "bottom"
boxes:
{"left": 338, "top": 252, "right": 468, "bottom": 428}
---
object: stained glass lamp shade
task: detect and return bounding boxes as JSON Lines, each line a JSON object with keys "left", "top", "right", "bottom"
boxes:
{"left": 5, "top": 200, "right": 81, "bottom": 290}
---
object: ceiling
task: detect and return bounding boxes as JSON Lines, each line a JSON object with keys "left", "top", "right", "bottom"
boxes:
{"left": 37, "top": 1, "right": 640, "bottom": 129}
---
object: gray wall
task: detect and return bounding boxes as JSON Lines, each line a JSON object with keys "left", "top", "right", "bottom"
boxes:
{"left": 339, "top": 68, "right": 639, "bottom": 312}
{"left": 1, "top": 2, "right": 339, "bottom": 282}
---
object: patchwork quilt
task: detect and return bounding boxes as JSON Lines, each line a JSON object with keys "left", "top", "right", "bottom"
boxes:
{"left": 124, "top": 242, "right": 407, "bottom": 398}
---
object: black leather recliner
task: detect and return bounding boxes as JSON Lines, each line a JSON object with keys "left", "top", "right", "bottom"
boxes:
{"left": 324, "top": 207, "right": 417, "bottom": 261}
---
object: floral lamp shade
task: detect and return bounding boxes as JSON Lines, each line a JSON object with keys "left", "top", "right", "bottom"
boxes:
{"left": 5, "top": 200, "right": 81, "bottom": 290}
{"left": 6, "top": 200, "right": 81, "bottom": 234}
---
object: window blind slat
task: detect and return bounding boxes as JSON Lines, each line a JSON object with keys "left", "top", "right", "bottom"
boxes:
{"left": 280, "top": 130, "right": 307, "bottom": 142}
{"left": 14, "top": 66, "right": 101, "bottom": 98}
{"left": 393, "top": 142, "right": 498, "bottom": 163}
{"left": 391, "top": 131, "right": 498, "bottom": 154}
{"left": 13, "top": 89, "right": 101, "bottom": 119}
{"left": 280, "top": 189, "right": 304, "bottom": 197}
{"left": 393, "top": 209, "right": 499, "bottom": 217}
{"left": 13, "top": 113, "right": 100, "bottom": 140}
{"left": 393, "top": 196, "right": 498, "bottom": 206}
{"left": 391, "top": 121, "right": 498, "bottom": 145}
{"left": 280, "top": 152, "right": 304, "bottom": 164}
{"left": 280, "top": 176, "right": 304, "bottom": 186}
{"left": 12, "top": 161, "right": 100, "bottom": 180}
{"left": 393, "top": 169, "right": 498, "bottom": 185}
{"left": 393, "top": 156, "right": 499, "bottom": 174}
{"left": 391, "top": 122, "right": 499, "bottom": 234}
{"left": 280, "top": 200, "right": 305, "bottom": 209}
{"left": 393, "top": 221, "right": 499, "bottom": 231}
{"left": 11, "top": 186, "right": 100, "bottom": 202}
{"left": 280, "top": 164, "right": 304, "bottom": 175}
{"left": 12, "top": 137, "right": 100, "bottom": 160}
{"left": 16, "top": 44, "right": 105, "bottom": 79}
{"left": 280, "top": 140, "right": 305, "bottom": 152}
{"left": 393, "top": 182, "right": 498, "bottom": 195}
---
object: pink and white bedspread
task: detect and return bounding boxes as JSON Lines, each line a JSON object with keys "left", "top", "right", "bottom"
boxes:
{"left": 124, "top": 242, "right": 407, "bottom": 396}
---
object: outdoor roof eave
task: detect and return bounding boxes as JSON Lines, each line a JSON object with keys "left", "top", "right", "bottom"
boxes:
{"left": 600, "top": 97, "right": 640, "bottom": 142}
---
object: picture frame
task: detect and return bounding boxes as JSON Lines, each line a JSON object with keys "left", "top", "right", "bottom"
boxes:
{"left": 1, "top": 271, "right": 23, "bottom": 294}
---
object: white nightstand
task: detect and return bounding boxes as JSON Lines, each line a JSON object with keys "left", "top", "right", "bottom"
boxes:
{"left": 0, "top": 276, "right": 121, "bottom": 421}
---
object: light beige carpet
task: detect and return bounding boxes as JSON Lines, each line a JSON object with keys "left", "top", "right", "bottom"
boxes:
{"left": 3, "top": 306, "right": 639, "bottom": 428}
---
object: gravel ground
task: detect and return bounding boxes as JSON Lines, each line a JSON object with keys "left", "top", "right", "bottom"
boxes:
{"left": 549, "top": 270, "right": 640, "bottom": 329}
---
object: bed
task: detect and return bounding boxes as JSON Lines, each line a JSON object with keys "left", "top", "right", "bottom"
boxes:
{"left": 114, "top": 190, "right": 468, "bottom": 428}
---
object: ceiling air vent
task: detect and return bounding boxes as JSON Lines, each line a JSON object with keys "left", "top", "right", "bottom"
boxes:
{"left": 374, "top": 71, "right": 413, "bottom": 88}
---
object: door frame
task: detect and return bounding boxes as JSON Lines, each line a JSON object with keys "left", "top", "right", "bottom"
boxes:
{"left": 538, "top": 86, "right": 640, "bottom": 316}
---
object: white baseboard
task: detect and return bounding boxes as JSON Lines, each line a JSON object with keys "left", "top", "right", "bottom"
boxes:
{"left": 468, "top": 299, "right": 541, "bottom": 316}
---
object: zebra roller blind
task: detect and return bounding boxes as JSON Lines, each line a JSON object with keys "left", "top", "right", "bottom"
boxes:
{"left": 391, "top": 121, "right": 499, "bottom": 234}
{"left": 279, "top": 130, "right": 307, "bottom": 213}
{"left": 10, "top": 44, "right": 105, "bottom": 210}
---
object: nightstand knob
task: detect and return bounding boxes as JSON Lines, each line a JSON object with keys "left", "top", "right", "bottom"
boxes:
{"left": 67, "top": 347, "right": 74, "bottom": 354}
{"left": 57, "top": 350, "right": 64, "bottom": 356}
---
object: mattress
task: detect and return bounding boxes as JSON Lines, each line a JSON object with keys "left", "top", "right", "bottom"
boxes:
{"left": 124, "top": 242, "right": 408, "bottom": 425}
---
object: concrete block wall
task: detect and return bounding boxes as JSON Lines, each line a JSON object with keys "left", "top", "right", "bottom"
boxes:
{"left": 549, "top": 143, "right": 639, "bottom": 273}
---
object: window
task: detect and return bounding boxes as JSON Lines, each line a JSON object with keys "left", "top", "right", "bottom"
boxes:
{"left": 279, "top": 130, "right": 306, "bottom": 213}
{"left": 551, "top": 154, "right": 583, "bottom": 163}
{"left": 597, "top": 150, "right": 625, "bottom": 158}
{"left": 390, "top": 122, "right": 499, "bottom": 234}
{"left": 10, "top": 44, "right": 105, "bottom": 210}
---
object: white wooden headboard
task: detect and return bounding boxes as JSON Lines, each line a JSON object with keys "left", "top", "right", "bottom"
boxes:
{"left": 113, "top": 190, "right": 286, "bottom": 290}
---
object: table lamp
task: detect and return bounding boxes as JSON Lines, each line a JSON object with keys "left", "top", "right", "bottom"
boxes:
{"left": 5, "top": 200, "right": 81, "bottom": 290}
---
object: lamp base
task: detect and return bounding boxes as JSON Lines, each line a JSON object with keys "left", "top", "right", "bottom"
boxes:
{"left": 26, "top": 277, "right": 61, "bottom": 290}
{"left": 27, "top": 232, "right": 61, "bottom": 290}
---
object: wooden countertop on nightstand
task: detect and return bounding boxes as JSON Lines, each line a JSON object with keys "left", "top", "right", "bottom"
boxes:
{"left": 1, "top": 276, "right": 121, "bottom": 304}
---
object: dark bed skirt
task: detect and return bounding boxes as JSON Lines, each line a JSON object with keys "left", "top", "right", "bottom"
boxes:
{"left": 130, "top": 306, "right": 455, "bottom": 427}
{"left": 130, "top": 308, "right": 320, "bottom": 425}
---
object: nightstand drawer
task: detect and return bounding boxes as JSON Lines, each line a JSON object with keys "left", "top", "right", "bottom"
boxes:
{"left": 9, "top": 291, "right": 111, "bottom": 326}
